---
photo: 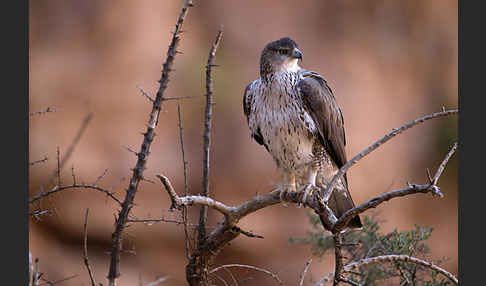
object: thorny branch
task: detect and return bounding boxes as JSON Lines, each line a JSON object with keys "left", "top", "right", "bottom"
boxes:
{"left": 199, "top": 26, "right": 224, "bottom": 245}
{"left": 322, "top": 109, "right": 458, "bottom": 204}
{"left": 107, "top": 1, "right": 193, "bottom": 285}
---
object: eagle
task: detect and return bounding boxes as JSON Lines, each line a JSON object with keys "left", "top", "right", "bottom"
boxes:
{"left": 243, "top": 37, "right": 362, "bottom": 230}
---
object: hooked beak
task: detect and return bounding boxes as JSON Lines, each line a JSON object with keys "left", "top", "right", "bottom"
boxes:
{"left": 291, "top": 48, "right": 303, "bottom": 60}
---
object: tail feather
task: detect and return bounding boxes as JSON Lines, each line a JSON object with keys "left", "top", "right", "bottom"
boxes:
{"left": 318, "top": 187, "right": 362, "bottom": 231}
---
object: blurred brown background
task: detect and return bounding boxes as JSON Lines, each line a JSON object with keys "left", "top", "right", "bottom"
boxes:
{"left": 29, "top": 1, "right": 458, "bottom": 285}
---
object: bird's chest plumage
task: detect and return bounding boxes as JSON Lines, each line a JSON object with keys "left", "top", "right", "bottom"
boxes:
{"left": 249, "top": 73, "right": 317, "bottom": 171}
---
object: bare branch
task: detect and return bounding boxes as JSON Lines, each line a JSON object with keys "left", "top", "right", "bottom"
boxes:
{"left": 107, "top": 1, "right": 193, "bottom": 284}
{"left": 39, "top": 274, "right": 79, "bottom": 286}
{"left": 47, "top": 113, "right": 93, "bottom": 186}
{"left": 298, "top": 258, "right": 312, "bottom": 286}
{"left": 177, "top": 104, "right": 192, "bottom": 260}
{"left": 332, "top": 142, "right": 457, "bottom": 233}
{"left": 431, "top": 142, "right": 458, "bottom": 185}
{"left": 322, "top": 109, "right": 458, "bottom": 204}
{"left": 94, "top": 168, "right": 109, "bottom": 186}
{"left": 30, "top": 156, "right": 48, "bottom": 166}
{"left": 343, "top": 255, "right": 458, "bottom": 285}
{"left": 162, "top": 95, "right": 195, "bottom": 101}
{"left": 199, "top": 27, "right": 224, "bottom": 246}
{"left": 158, "top": 174, "right": 234, "bottom": 216}
{"left": 233, "top": 226, "right": 264, "bottom": 239}
{"left": 127, "top": 217, "right": 185, "bottom": 225}
{"left": 83, "top": 209, "right": 97, "bottom": 286}
{"left": 29, "top": 184, "right": 122, "bottom": 205}
{"left": 29, "top": 106, "right": 56, "bottom": 117}
{"left": 144, "top": 276, "right": 169, "bottom": 286}
{"left": 210, "top": 264, "right": 283, "bottom": 285}
{"left": 136, "top": 84, "right": 155, "bottom": 103}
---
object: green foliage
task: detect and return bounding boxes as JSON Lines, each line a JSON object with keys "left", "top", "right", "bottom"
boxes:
{"left": 289, "top": 211, "right": 451, "bottom": 285}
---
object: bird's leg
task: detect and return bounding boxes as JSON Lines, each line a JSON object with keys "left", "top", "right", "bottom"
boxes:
{"left": 299, "top": 167, "right": 318, "bottom": 207}
{"left": 278, "top": 170, "right": 296, "bottom": 207}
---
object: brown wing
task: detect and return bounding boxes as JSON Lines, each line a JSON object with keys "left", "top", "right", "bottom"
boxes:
{"left": 298, "top": 71, "right": 362, "bottom": 230}
{"left": 243, "top": 82, "right": 266, "bottom": 147}
{"left": 297, "top": 71, "right": 347, "bottom": 168}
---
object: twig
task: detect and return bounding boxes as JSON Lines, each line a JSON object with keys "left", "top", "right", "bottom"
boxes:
{"left": 107, "top": 1, "right": 193, "bottom": 285}
{"left": 332, "top": 142, "right": 457, "bottom": 233}
{"left": 83, "top": 209, "right": 97, "bottom": 286}
{"left": 162, "top": 96, "right": 195, "bottom": 101}
{"left": 177, "top": 104, "right": 192, "bottom": 259}
{"left": 233, "top": 226, "right": 264, "bottom": 239}
{"left": 343, "top": 255, "right": 458, "bottom": 284}
{"left": 32, "top": 257, "right": 40, "bottom": 286}
{"left": 431, "top": 142, "right": 458, "bottom": 185}
{"left": 56, "top": 147, "right": 61, "bottom": 186}
{"left": 136, "top": 85, "right": 155, "bottom": 103}
{"left": 127, "top": 217, "right": 185, "bottom": 225}
{"left": 210, "top": 264, "right": 283, "bottom": 285}
{"left": 29, "top": 106, "right": 56, "bottom": 117}
{"left": 199, "top": 27, "right": 224, "bottom": 246}
{"left": 38, "top": 274, "right": 79, "bottom": 286}
{"left": 29, "top": 184, "right": 122, "bottom": 205}
{"left": 49, "top": 113, "right": 94, "bottom": 185}
{"left": 314, "top": 271, "right": 334, "bottom": 286}
{"left": 322, "top": 109, "right": 458, "bottom": 204}
{"left": 94, "top": 168, "right": 109, "bottom": 186}
{"left": 144, "top": 276, "right": 169, "bottom": 286}
{"left": 30, "top": 156, "right": 48, "bottom": 166}
{"left": 209, "top": 272, "right": 230, "bottom": 286}
{"left": 298, "top": 258, "right": 312, "bottom": 286}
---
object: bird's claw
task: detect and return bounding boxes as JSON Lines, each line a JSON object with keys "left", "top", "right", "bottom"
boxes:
{"left": 299, "top": 184, "right": 316, "bottom": 208}
{"left": 279, "top": 184, "right": 297, "bottom": 208}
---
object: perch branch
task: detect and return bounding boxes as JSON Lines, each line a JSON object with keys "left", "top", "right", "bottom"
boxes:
{"left": 329, "top": 142, "right": 458, "bottom": 285}
{"left": 322, "top": 109, "right": 458, "bottom": 204}
{"left": 332, "top": 142, "right": 457, "bottom": 233}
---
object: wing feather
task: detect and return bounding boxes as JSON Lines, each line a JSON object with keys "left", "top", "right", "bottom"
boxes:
{"left": 297, "top": 71, "right": 347, "bottom": 168}
{"left": 243, "top": 82, "right": 267, "bottom": 149}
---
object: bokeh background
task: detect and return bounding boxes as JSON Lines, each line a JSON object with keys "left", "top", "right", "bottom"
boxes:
{"left": 29, "top": 1, "right": 458, "bottom": 285}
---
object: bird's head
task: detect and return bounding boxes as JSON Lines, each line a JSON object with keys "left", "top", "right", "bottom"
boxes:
{"left": 260, "top": 37, "right": 303, "bottom": 77}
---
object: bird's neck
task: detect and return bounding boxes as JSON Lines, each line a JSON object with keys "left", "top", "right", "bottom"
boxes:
{"left": 280, "top": 58, "right": 301, "bottom": 73}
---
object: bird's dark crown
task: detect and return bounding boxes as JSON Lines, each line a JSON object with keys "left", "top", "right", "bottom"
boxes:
{"left": 264, "top": 37, "right": 299, "bottom": 51}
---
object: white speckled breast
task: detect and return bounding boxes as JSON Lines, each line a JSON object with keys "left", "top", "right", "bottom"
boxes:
{"left": 248, "top": 71, "right": 318, "bottom": 171}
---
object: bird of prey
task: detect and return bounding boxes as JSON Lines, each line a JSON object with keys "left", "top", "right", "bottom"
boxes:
{"left": 243, "top": 37, "right": 362, "bottom": 230}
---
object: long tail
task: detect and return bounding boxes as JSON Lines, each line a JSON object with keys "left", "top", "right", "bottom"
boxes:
{"left": 318, "top": 186, "right": 362, "bottom": 231}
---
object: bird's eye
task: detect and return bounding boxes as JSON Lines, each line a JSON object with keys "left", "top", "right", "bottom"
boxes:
{"left": 277, "top": 49, "right": 288, "bottom": 55}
